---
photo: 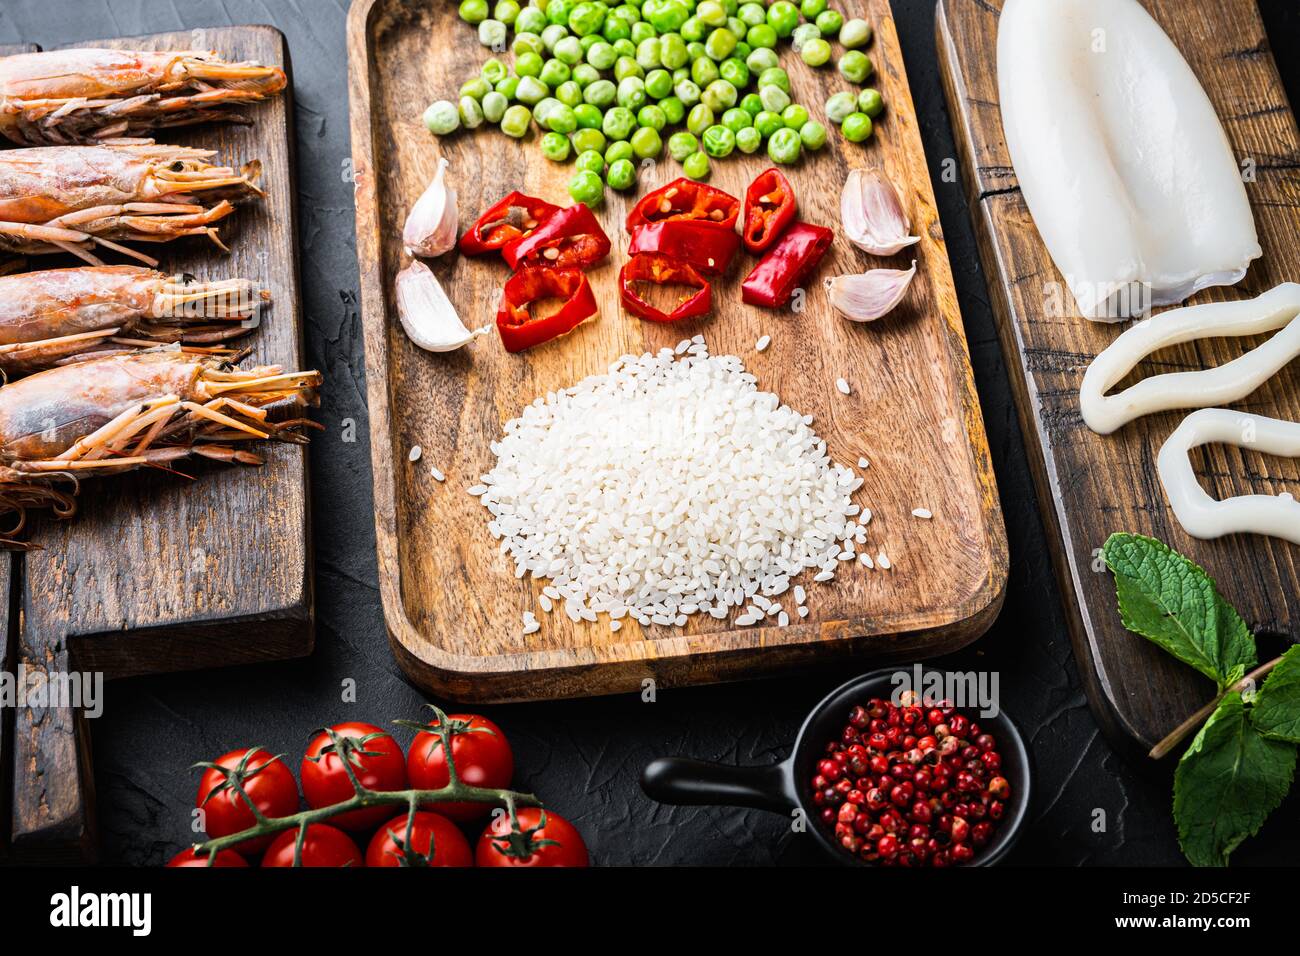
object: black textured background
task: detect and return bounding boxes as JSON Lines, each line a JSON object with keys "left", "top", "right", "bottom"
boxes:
{"left": 3, "top": 0, "right": 1296, "bottom": 866}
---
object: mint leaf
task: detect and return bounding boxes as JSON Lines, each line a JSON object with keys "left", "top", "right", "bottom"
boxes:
{"left": 1174, "top": 692, "right": 1296, "bottom": 866}
{"left": 1251, "top": 645, "right": 1300, "bottom": 743}
{"left": 1103, "top": 533, "right": 1256, "bottom": 687}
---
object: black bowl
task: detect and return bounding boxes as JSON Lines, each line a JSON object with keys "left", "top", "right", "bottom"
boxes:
{"left": 642, "top": 667, "right": 1033, "bottom": 866}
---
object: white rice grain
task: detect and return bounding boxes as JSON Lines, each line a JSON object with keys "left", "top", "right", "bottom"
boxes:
{"left": 912, "top": 508, "right": 933, "bottom": 520}
{"left": 755, "top": 334, "right": 771, "bottom": 352}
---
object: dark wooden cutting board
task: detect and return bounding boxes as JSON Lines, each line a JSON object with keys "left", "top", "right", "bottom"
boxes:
{"left": 2, "top": 28, "right": 311, "bottom": 861}
{"left": 936, "top": 0, "right": 1300, "bottom": 755}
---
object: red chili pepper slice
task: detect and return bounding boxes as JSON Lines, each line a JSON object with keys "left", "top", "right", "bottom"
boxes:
{"left": 496, "top": 266, "right": 598, "bottom": 352}
{"left": 741, "top": 222, "right": 835, "bottom": 309}
{"left": 625, "top": 177, "right": 740, "bottom": 232}
{"left": 459, "top": 191, "right": 560, "bottom": 256}
{"left": 742, "top": 167, "right": 798, "bottom": 255}
{"left": 618, "top": 253, "right": 712, "bottom": 323}
{"left": 502, "top": 203, "right": 612, "bottom": 270}
{"left": 627, "top": 220, "right": 741, "bottom": 275}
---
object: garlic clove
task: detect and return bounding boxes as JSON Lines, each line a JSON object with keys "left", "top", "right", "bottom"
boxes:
{"left": 394, "top": 260, "right": 486, "bottom": 352}
{"left": 403, "top": 157, "right": 459, "bottom": 258}
{"left": 840, "top": 167, "right": 920, "bottom": 257}
{"left": 826, "top": 261, "right": 918, "bottom": 322}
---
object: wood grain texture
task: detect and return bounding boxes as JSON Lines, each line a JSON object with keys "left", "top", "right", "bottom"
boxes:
{"left": 936, "top": 0, "right": 1300, "bottom": 754}
{"left": 7, "top": 27, "right": 312, "bottom": 859}
{"left": 350, "top": 0, "right": 1007, "bottom": 703}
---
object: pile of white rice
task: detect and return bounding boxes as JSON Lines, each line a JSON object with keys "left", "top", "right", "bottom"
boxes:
{"left": 470, "top": 340, "right": 870, "bottom": 629}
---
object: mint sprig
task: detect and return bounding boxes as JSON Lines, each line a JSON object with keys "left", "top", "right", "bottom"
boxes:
{"left": 1103, "top": 533, "right": 1300, "bottom": 867}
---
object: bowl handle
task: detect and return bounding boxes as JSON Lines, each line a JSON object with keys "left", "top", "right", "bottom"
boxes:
{"left": 641, "top": 757, "right": 797, "bottom": 814}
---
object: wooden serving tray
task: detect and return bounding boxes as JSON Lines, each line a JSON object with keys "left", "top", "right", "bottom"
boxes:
{"left": 349, "top": 0, "right": 1007, "bottom": 702}
{"left": 2, "top": 27, "right": 311, "bottom": 860}
{"left": 936, "top": 0, "right": 1300, "bottom": 754}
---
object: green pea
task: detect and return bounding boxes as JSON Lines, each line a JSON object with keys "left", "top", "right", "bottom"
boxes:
{"left": 858, "top": 88, "right": 885, "bottom": 118}
{"left": 606, "top": 158, "right": 637, "bottom": 191}
{"left": 839, "top": 18, "right": 873, "bottom": 49}
{"left": 571, "top": 126, "right": 607, "bottom": 153}
{"left": 686, "top": 41, "right": 708, "bottom": 61}
{"left": 618, "top": 76, "right": 648, "bottom": 110}
{"left": 540, "top": 130, "right": 572, "bottom": 161}
{"left": 540, "top": 59, "right": 571, "bottom": 87}
{"left": 612, "top": 37, "right": 636, "bottom": 58}
{"left": 494, "top": 0, "right": 520, "bottom": 24}
{"left": 758, "top": 84, "right": 790, "bottom": 114}
{"left": 516, "top": 51, "right": 544, "bottom": 77}
{"left": 573, "top": 102, "right": 603, "bottom": 128}
{"left": 481, "top": 57, "right": 509, "bottom": 86}
{"left": 630, "top": 21, "right": 657, "bottom": 45}
{"left": 602, "top": 105, "right": 636, "bottom": 140}
{"left": 568, "top": 1, "right": 606, "bottom": 35}
{"left": 659, "top": 33, "right": 689, "bottom": 69}
{"left": 638, "top": 104, "right": 668, "bottom": 130}
{"left": 631, "top": 125, "right": 663, "bottom": 159}
{"left": 461, "top": 77, "right": 490, "bottom": 101}
{"left": 614, "top": 56, "right": 644, "bottom": 81}
{"left": 746, "top": 46, "right": 779, "bottom": 73}
{"left": 746, "top": 23, "right": 777, "bottom": 49}
{"left": 721, "top": 107, "right": 752, "bottom": 131}
{"left": 541, "top": 23, "right": 570, "bottom": 50}
{"left": 515, "top": 6, "right": 547, "bottom": 33}
{"left": 799, "top": 120, "right": 827, "bottom": 150}
{"left": 667, "top": 130, "right": 698, "bottom": 161}
{"left": 481, "top": 90, "right": 508, "bottom": 123}
{"left": 645, "top": 68, "right": 673, "bottom": 99}
{"left": 702, "top": 79, "right": 738, "bottom": 112}
{"left": 735, "top": 125, "right": 762, "bottom": 153}
{"left": 767, "top": 126, "right": 801, "bottom": 164}
{"left": 838, "top": 51, "right": 873, "bottom": 84}
{"left": 702, "top": 124, "right": 735, "bottom": 158}
{"left": 696, "top": 0, "right": 727, "bottom": 26}
{"left": 841, "top": 111, "right": 873, "bottom": 142}
{"left": 606, "top": 140, "right": 635, "bottom": 164}
{"left": 680, "top": 16, "right": 707, "bottom": 43}
{"left": 659, "top": 95, "right": 686, "bottom": 124}
{"left": 459, "top": 96, "right": 485, "bottom": 129}
{"left": 423, "top": 100, "right": 460, "bottom": 135}
{"left": 719, "top": 58, "right": 749, "bottom": 88}
{"left": 753, "top": 109, "right": 784, "bottom": 138}
{"left": 637, "top": 37, "right": 663, "bottom": 70}
{"left": 766, "top": 1, "right": 799, "bottom": 38}
{"left": 513, "top": 31, "right": 545, "bottom": 57}
{"left": 546, "top": 0, "right": 571, "bottom": 27}
{"left": 782, "top": 104, "right": 809, "bottom": 130}
{"left": 500, "top": 104, "right": 532, "bottom": 137}
{"left": 792, "top": 23, "right": 821, "bottom": 49}
{"left": 555, "top": 80, "right": 584, "bottom": 107}
{"left": 733, "top": 39, "right": 753, "bottom": 60}
{"left": 532, "top": 96, "right": 559, "bottom": 125}
{"left": 459, "top": 0, "right": 489, "bottom": 24}
{"left": 672, "top": 66, "right": 691, "bottom": 83}
{"left": 584, "top": 79, "right": 616, "bottom": 106}
{"left": 479, "top": 19, "right": 508, "bottom": 50}
{"left": 517, "top": 76, "right": 549, "bottom": 105}
{"left": 569, "top": 169, "right": 604, "bottom": 206}
{"left": 800, "top": 0, "right": 827, "bottom": 18}
{"left": 648, "top": 0, "right": 690, "bottom": 32}
{"left": 674, "top": 78, "right": 701, "bottom": 107}
{"left": 495, "top": 76, "right": 520, "bottom": 100}
{"left": 571, "top": 63, "right": 600, "bottom": 87}
{"left": 547, "top": 103, "right": 578, "bottom": 133}
{"left": 825, "top": 91, "right": 857, "bottom": 124}
{"left": 815, "top": 9, "right": 844, "bottom": 36}
{"left": 691, "top": 57, "right": 720, "bottom": 87}
{"left": 801, "top": 37, "right": 831, "bottom": 67}
{"left": 587, "top": 40, "right": 617, "bottom": 70}
{"left": 758, "top": 67, "right": 790, "bottom": 92}
{"left": 603, "top": 16, "right": 631, "bottom": 42}
{"left": 704, "top": 27, "right": 737, "bottom": 61}
{"left": 575, "top": 149, "right": 605, "bottom": 174}
{"left": 554, "top": 35, "right": 585, "bottom": 65}
{"left": 737, "top": 2, "right": 766, "bottom": 27}
{"left": 578, "top": 32, "right": 599, "bottom": 52}
{"left": 682, "top": 151, "right": 711, "bottom": 180}
{"left": 687, "top": 102, "right": 715, "bottom": 136}
{"left": 739, "top": 92, "right": 764, "bottom": 116}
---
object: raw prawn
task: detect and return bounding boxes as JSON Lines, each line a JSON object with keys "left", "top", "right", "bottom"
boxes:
{"left": 0, "top": 265, "right": 269, "bottom": 375}
{"left": 0, "top": 139, "right": 263, "bottom": 266}
{"left": 0, "top": 347, "right": 320, "bottom": 545}
{"left": 0, "top": 48, "right": 287, "bottom": 146}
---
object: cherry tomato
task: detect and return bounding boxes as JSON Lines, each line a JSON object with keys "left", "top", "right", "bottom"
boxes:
{"left": 407, "top": 714, "right": 514, "bottom": 821}
{"left": 301, "top": 722, "right": 409, "bottom": 830}
{"left": 166, "top": 847, "right": 248, "bottom": 868}
{"left": 260, "top": 824, "right": 362, "bottom": 868}
{"left": 365, "top": 811, "right": 473, "bottom": 867}
{"left": 195, "top": 747, "right": 299, "bottom": 854}
{"left": 476, "top": 808, "right": 588, "bottom": 867}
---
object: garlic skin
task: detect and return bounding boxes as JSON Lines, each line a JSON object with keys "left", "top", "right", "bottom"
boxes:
{"left": 826, "top": 261, "right": 917, "bottom": 322}
{"left": 402, "top": 157, "right": 458, "bottom": 258}
{"left": 394, "top": 260, "right": 486, "bottom": 352}
{"left": 840, "top": 168, "right": 919, "bottom": 257}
